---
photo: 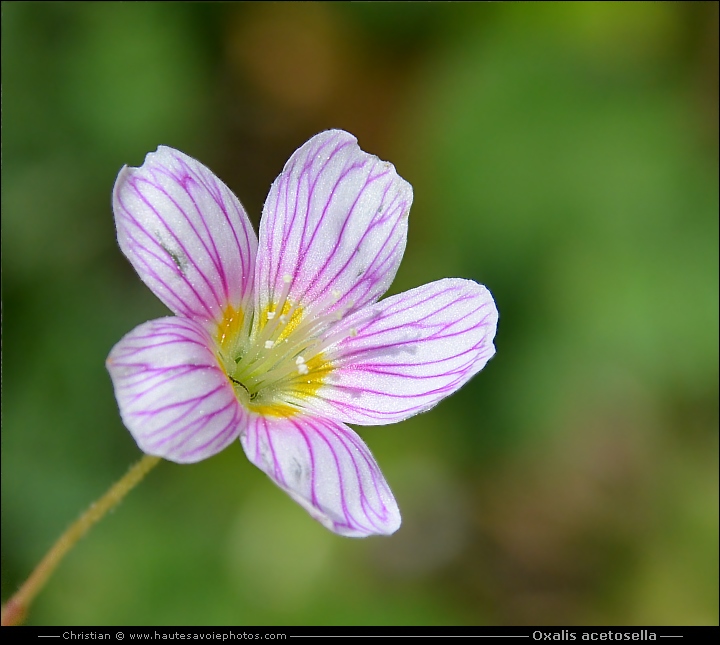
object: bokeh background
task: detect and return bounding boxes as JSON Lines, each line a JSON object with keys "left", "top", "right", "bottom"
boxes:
{"left": 2, "top": 1, "right": 718, "bottom": 626}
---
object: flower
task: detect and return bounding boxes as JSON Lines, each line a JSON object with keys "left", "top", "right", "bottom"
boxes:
{"left": 106, "top": 130, "right": 498, "bottom": 537}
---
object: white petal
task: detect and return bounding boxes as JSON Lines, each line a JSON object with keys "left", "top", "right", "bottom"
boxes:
{"left": 297, "top": 279, "right": 498, "bottom": 424}
{"left": 256, "top": 130, "right": 412, "bottom": 319}
{"left": 107, "top": 317, "right": 245, "bottom": 463}
{"left": 241, "top": 413, "right": 400, "bottom": 537}
{"left": 113, "top": 146, "right": 257, "bottom": 328}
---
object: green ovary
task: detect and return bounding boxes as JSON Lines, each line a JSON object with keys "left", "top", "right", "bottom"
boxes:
{"left": 216, "top": 301, "right": 333, "bottom": 418}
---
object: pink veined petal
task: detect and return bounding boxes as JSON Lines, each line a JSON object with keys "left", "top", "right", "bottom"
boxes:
{"left": 107, "top": 317, "right": 246, "bottom": 463}
{"left": 113, "top": 146, "right": 258, "bottom": 328}
{"left": 296, "top": 278, "right": 498, "bottom": 425}
{"left": 241, "top": 413, "right": 401, "bottom": 537}
{"left": 256, "top": 130, "right": 412, "bottom": 319}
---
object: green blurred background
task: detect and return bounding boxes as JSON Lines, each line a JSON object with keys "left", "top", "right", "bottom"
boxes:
{"left": 2, "top": 1, "right": 718, "bottom": 626}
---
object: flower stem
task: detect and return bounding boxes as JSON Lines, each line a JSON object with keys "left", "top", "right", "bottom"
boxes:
{"left": 1, "top": 454, "right": 161, "bottom": 626}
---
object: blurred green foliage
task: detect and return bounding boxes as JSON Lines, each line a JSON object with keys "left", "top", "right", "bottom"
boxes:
{"left": 2, "top": 1, "right": 717, "bottom": 626}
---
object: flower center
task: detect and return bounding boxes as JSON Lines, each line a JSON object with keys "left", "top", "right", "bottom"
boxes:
{"left": 216, "top": 276, "right": 347, "bottom": 417}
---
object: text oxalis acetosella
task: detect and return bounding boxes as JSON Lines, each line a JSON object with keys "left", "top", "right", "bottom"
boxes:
{"left": 107, "top": 130, "right": 498, "bottom": 537}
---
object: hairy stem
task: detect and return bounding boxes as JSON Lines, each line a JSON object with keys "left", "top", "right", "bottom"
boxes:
{"left": 1, "top": 454, "right": 161, "bottom": 626}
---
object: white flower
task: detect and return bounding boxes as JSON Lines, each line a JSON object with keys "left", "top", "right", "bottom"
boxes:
{"left": 107, "top": 130, "right": 498, "bottom": 537}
